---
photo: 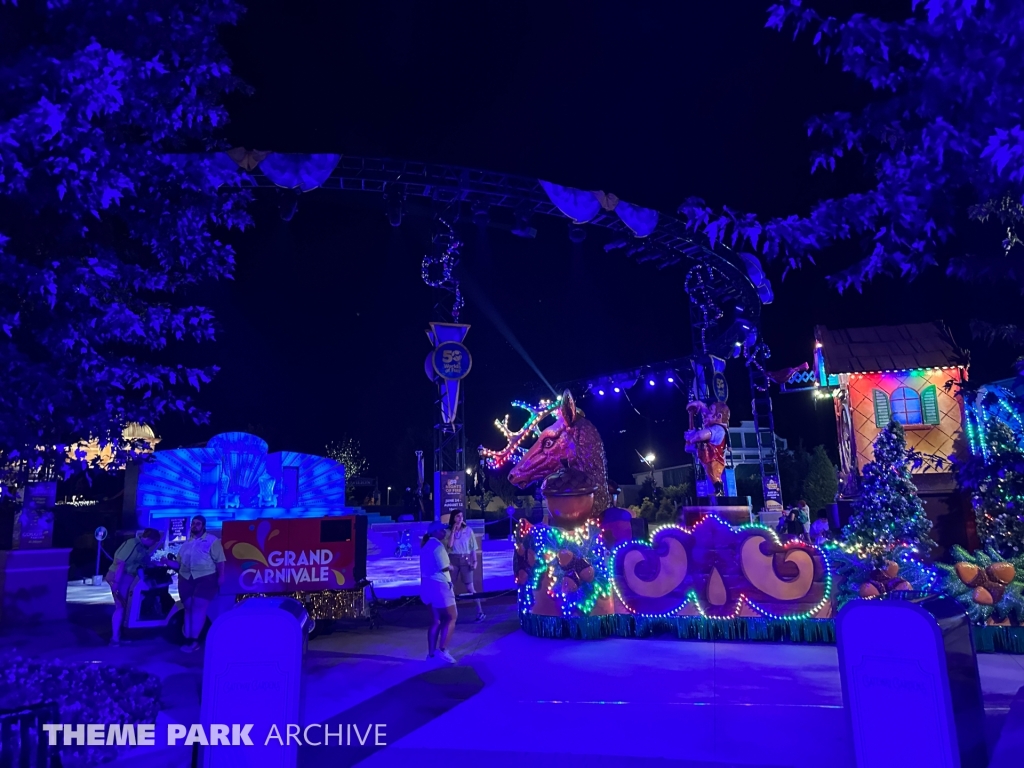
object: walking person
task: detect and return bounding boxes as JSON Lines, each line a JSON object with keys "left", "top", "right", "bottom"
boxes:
{"left": 420, "top": 521, "right": 457, "bottom": 664}
{"left": 160, "top": 515, "right": 225, "bottom": 653}
{"left": 105, "top": 528, "right": 162, "bottom": 646}
{"left": 446, "top": 510, "right": 485, "bottom": 621}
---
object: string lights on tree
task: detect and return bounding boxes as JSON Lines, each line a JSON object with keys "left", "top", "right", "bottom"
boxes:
{"left": 958, "top": 388, "right": 1024, "bottom": 557}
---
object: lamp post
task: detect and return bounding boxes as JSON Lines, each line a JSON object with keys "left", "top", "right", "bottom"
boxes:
{"left": 387, "top": 486, "right": 392, "bottom": 505}
{"left": 638, "top": 450, "right": 656, "bottom": 482}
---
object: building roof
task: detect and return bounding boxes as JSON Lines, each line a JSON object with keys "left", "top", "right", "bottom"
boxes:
{"left": 815, "top": 322, "right": 965, "bottom": 375}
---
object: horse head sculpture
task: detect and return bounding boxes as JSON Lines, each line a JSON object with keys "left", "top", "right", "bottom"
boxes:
{"left": 508, "top": 390, "right": 611, "bottom": 514}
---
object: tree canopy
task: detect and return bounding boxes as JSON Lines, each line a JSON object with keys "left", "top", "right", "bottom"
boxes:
{"left": 677, "top": 1, "right": 1024, "bottom": 293}
{"left": 0, "top": 0, "right": 250, "bottom": 472}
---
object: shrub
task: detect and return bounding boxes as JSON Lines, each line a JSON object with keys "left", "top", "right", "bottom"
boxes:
{"left": 0, "top": 653, "right": 160, "bottom": 766}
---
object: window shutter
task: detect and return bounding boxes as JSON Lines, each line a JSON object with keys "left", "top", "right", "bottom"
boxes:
{"left": 872, "top": 389, "right": 891, "bottom": 427}
{"left": 921, "top": 385, "right": 941, "bottom": 426}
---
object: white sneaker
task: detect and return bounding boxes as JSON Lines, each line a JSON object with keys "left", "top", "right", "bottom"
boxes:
{"left": 475, "top": 613, "right": 486, "bottom": 622}
{"left": 425, "top": 652, "right": 435, "bottom": 661}
{"left": 437, "top": 649, "right": 457, "bottom": 664}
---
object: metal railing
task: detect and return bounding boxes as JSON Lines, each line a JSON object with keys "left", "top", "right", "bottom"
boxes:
{"left": 0, "top": 702, "right": 62, "bottom": 767}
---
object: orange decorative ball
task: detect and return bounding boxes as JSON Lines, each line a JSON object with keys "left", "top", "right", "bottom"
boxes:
{"left": 562, "top": 577, "right": 579, "bottom": 593}
{"left": 883, "top": 561, "right": 900, "bottom": 580}
{"left": 557, "top": 549, "right": 574, "bottom": 568}
{"left": 516, "top": 569, "right": 529, "bottom": 585}
{"left": 579, "top": 566, "right": 595, "bottom": 582}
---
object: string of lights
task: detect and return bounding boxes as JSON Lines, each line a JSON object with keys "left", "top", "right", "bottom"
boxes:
{"left": 479, "top": 397, "right": 561, "bottom": 469}
{"left": 684, "top": 263, "right": 725, "bottom": 354}
{"left": 421, "top": 213, "right": 464, "bottom": 320}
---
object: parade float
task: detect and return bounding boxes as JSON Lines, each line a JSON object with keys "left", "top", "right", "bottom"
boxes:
{"left": 482, "top": 391, "right": 835, "bottom": 643}
{"left": 479, "top": 383, "right": 1024, "bottom": 652}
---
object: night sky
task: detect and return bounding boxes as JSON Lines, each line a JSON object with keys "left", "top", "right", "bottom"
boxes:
{"left": 156, "top": 2, "right": 1023, "bottom": 491}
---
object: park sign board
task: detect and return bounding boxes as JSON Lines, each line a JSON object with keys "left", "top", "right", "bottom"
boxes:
{"left": 13, "top": 482, "right": 56, "bottom": 549}
{"left": 221, "top": 516, "right": 367, "bottom": 595}
{"left": 434, "top": 470, "right": 466, "bottom": 521}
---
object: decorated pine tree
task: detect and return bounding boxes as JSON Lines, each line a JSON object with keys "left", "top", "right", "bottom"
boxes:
{"left": 842, "top": 421, "right": 935, "bottom": 560}
{"left": 957, "top": 419, "right": 1024, "bottom": 557}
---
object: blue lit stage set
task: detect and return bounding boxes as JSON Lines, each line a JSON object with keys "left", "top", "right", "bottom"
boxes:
{"left": 135, "top": 431, "right": 357, "bottom": 541}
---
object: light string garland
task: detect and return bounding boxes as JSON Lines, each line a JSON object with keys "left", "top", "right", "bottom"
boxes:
{"left": 684, "top": 263, "right": 725, "bottom": 354}
{"left": 744, "top": 341, "right": 773, "bottom": 392}
{"left": 421, "top": 214, "right": 464, "bottom": 319}
{"left": 518, "top": 520, "right": 612, "bottom": 618}
{"left": 479, "top": 397, "right": 561, "bottom": 469}
{"left": 606, "top": 516, "right": 833, "bottom": 622}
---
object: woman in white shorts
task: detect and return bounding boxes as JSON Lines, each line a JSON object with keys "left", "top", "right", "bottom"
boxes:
{"left": 420, "top": 522, "right": 457, "bottom": 663}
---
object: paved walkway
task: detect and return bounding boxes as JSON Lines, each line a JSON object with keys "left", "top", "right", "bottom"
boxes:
{"left": 65, "top": 549, "right": 517, "bottom": 604}
{"left": 6, "top": 594, "right": 1024, "bottom": 767}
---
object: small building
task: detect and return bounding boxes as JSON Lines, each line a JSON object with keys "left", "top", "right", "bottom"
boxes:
{"left": 798, "top": 322, "right": 972, "bottom": 555}
{"left": 812, "top": 322, "right": 968, "bottom": 493}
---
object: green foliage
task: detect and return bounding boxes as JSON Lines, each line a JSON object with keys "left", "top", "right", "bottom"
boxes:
{"left": 637, "top": 497, "right": 656, "bottom": 522}
{"left": 638, "top": 477, "right": 658, "bottom": 503}
{"left": 956, "top": 417, "right": 1024, "bottom": 557}
{"left": 0, "top": 1, "right": 251, "bottom": 467}
{"left": 661, "top": 484, "right": 692, "bottom": 502}
{"left": 0, "top": 653, "right": 160, "bottom": 766}
{"left": 842, "top": 421, "right": 934, "bottom": 559}
{"left": 936, "top": 545, "right": 1024, "bottom": 626}
{"left": 655, "top": 497, "right": 677, "bottom": 523}
{"left": 829, "top": 544, "right": 936, "bottom": 608}
{"left": 802, "top": 446, "right": 838, "bottom": 514}
{"left": 778, "top": 445, "right": 812, "bottom": 506}
{"left": 735, "top": 465, "right": 763, "bottom": 508}
{"left": 677, "top": 2, "right": 1024, "bottom": 292}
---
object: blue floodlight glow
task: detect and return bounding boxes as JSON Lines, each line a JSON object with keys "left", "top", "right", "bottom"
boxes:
{"left": 597, "top": 389, "right": 605, "bottom": 396}
{"left": 667, "top": 377, "right": 675, "bottom": 383}
{"left": 648, "top": 379, "right": 656, "bottom": 386}
{"left": 613, "top": 387, "right": 621, "bottom": 393}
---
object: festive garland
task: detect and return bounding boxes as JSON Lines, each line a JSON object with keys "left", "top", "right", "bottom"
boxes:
{"left": 519, "top": 520, "right": 612, "bottom": 618}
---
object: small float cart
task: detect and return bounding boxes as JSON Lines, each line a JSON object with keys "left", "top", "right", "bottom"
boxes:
{"left": 222, "top": 515, "right": 377, "bottom": 633}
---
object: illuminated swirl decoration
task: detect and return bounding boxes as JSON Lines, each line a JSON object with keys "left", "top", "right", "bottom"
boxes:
{"left": 517, "top": 520, "right": 611, "bottom": 618}
{"left": 478, "top": 397, "right": 561, "bottom": 470}
{"left": 611, "top": 515, "right": 832, "bottom": 621}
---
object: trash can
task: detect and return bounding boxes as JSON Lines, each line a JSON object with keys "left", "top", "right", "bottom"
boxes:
{"left": 199, "top": 596, "right": 310, "bottom": 768}
{"left": 837, "top": 594, "right": 987, "bottom": 768}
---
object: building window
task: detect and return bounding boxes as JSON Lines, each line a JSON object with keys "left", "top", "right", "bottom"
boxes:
{"left": 890, "top": 387, "right": 923, "bottom": 425}
{"left": 744, "top": 432, "right": 759, "bottom": 449}
{"left": 663, "top": 467, "right": 687, "bottom": 487}
{"left": 730, "top": 433, "right": 743, "bottom": 449}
